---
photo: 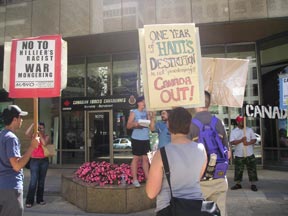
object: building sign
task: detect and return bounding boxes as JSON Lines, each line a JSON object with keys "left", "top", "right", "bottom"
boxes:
{"left": 279, "top": 74, "right": 288, "bottom": 110}
{"left": 245, "top": 104, "right": 288, "bottom": 119}
{"left": 61, "top": 95, "right": 137, "bottom": 111}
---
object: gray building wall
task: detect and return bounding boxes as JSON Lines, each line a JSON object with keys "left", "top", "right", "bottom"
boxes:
{"left": 0, "top": 0, "right": 288, "bottom": 45}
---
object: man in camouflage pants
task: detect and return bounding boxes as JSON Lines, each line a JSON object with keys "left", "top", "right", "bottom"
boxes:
{"left": 229, "top": 116, "right": 258, "bottom": 192}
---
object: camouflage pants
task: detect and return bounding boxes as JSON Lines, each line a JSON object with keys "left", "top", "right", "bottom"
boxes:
{"left": 234, "top": 154, "right": 258, "bottom": 182}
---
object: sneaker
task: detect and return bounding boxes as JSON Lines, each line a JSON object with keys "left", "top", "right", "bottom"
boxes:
{"left": 251, "top": 185, "right": 258, "bottom": 192}
{"left": 132, "top": 180, "right": 141, "bottom": 187}
{"left": 231, "top": 184, "right": 242, "bottom": 190}
{"left": 37, "top": 201, "right": 46, "bottom": 205}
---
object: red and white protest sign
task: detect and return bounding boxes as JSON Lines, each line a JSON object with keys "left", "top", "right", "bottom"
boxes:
{"left": 5, "top": 35, "right": 65, "bottom": 98}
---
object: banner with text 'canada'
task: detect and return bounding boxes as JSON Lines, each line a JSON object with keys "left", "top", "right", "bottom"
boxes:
{"left": 140, "top": 24, "right": 204, "bottom": 110}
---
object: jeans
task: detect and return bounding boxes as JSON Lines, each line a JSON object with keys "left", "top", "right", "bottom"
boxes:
{"left": 25, "top": 158, "right": 49, "bottom": 205}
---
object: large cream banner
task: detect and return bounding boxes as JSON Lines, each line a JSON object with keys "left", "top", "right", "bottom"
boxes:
{"left": 139, "top": 24, "right": 204, "bottom": 111}
{"left": 202, "top": 57, "right": 249, "bottom": 108}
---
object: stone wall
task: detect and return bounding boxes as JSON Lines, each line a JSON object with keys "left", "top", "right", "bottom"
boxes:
{"left": 61, "top": 175, "right": 156, "bottom": 214}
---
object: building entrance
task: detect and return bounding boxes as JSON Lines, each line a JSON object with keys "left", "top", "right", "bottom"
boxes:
{"left": 87, "top": 110, "right": 113, "bottom": 163}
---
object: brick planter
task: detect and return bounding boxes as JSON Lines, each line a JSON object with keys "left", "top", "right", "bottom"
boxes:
{"left": 61, "top": 175, "right": 155, "bottom": 214}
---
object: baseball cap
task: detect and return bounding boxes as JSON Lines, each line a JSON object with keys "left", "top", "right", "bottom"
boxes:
{"left": 136, "top": 96, "right": 145, "bottom": 103}
{"left": 8, "top": 105, "right": 28, "bottom": 116}
{"left": 236, "top": 115, "right": 244, "bottom": 123}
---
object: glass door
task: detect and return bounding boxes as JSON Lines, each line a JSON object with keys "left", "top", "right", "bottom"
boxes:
{"left": 87, "top": 110, "right": 113, "bottom": 163}
{"left": 257, "top": 31, "right": 288, "bottom": 169}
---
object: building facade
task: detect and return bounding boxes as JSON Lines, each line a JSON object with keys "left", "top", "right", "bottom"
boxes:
{"left": 0, "top": 0, "right": 288, "bottom": 170}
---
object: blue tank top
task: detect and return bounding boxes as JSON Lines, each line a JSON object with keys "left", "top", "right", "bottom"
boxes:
{"left": 156, "top": 142, "right": 206, "bottom": 212}
{"left": 131, "top": 109, "right": 150, "bottom": 140}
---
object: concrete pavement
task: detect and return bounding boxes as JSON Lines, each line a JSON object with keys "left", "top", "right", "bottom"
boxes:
{"left": 23, "top": 168, "right": 288, "bottom": 216}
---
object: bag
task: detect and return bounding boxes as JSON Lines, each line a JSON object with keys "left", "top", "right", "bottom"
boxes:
{"left": 192, "top": 116, "right": 229, "bottom": 179}
{"left": 159, "top": 147, "right": 221, "bottom": 216}
{"left": 201, "top": 200, "right": 221, "bottom": 216}
{"left": 157, "top": 198, "right": 220, "bottom": 216}
{"left": 42, "top": 144, "right": 56, "bottom": 157}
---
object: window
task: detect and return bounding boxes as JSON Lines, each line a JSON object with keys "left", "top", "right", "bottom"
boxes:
{"left": 112, "top": 53, "right": 139, "bottom": 96}
{"left": 252, "top": 67, "right": 257, "bottom": 79}
{"left": 253, "top": 84, "right": 258, "bottom": 96}
{"left": 87, "top": 56, "right": 111, "bottom": 96}
{"left": 62, "top": 57, "right": 85, "bottom": 97}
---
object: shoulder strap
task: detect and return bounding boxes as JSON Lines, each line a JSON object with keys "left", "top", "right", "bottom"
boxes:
{"left": 160, "top": 147, "right": 173, "bottom": 198}
{"left": 210, "top": 116, "right": 228, "bottom": 159}
{"left": 192, "top": 118, "right": 203, "bottom": 130}
{"left": 210, "top": 116, "right": 218, "bottom": 129}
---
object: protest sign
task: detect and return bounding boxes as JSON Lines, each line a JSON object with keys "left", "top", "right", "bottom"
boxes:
{"left": 202, "top": 57, "right": 249, "bottom": 108}
{"left": 3, "top": 35, "right": 67, "bottom": 98}
{"left": 139, "top": 24, "right": 204, "bottom": 110}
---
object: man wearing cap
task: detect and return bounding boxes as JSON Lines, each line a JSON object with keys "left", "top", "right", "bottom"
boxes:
{"left": 0, "top": 105, "right": 39, "bottom": 216}
{"left": 127, "top": 96, "right": 150, "bottom": 187}
{"left": 230, "top": 115, "right": 258, "bottom": 192}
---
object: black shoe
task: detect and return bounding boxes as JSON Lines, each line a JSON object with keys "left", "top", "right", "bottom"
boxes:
{"left": 251, "top": 185, "right": 258, "bottom": 192}
{"left": 231, "top": 184, "right": 242, "bottom": 190}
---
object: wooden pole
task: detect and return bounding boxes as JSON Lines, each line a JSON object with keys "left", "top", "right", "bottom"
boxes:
{"left": 243, "top": 116, "right": 247, "bottom": 157}
{"left": 33, "top": 98, "right": 38, "bottom": 134}
{"left": 207, "top": 58, "right": 217, "bottom": 94}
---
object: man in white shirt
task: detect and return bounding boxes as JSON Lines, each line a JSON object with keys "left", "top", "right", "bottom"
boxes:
{"left": 229, "top": 116, "right": 258, "bottom": 192}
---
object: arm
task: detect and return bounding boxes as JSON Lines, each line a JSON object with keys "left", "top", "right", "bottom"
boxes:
{"left": 44, "top": 135, "right": 50, "bottom": 145}
{"left": 243, "top": 129, "right": 257, "bottom": 146}
{"left": 9, "top": 137, "right": 39, "bottom": 172}
{"left": 243, "top": 138, "right": 256, "bottom": 146}
{"left": 126, "top": 110, "right": 136, "bottom": 129}
{"left": 146, "top": 150, "right": 163, "bottom": 199}
{"left": 230, "top": 137, "right": 245, "bottom": 145}
{"left": 25, "top": 123, "right": 34, "bottom": 138}
{"left": 149, "top": 112, "right": 156, "bottom": 131}
{"left": 39, "top": 133, "right": 50, "bottom": 146}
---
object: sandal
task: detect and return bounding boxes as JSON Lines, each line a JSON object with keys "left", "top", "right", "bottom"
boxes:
{"left": 25, "top": 204, "right": 32, "bottom": 208}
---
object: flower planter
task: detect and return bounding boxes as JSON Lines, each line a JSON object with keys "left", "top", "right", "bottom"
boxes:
{"left": 61, "top": 175, "right": 155, "bottom": 214}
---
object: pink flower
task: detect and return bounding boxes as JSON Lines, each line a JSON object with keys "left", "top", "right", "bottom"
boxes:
{"left": 74, "top": 161, "right": 145, "bottom": 186}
